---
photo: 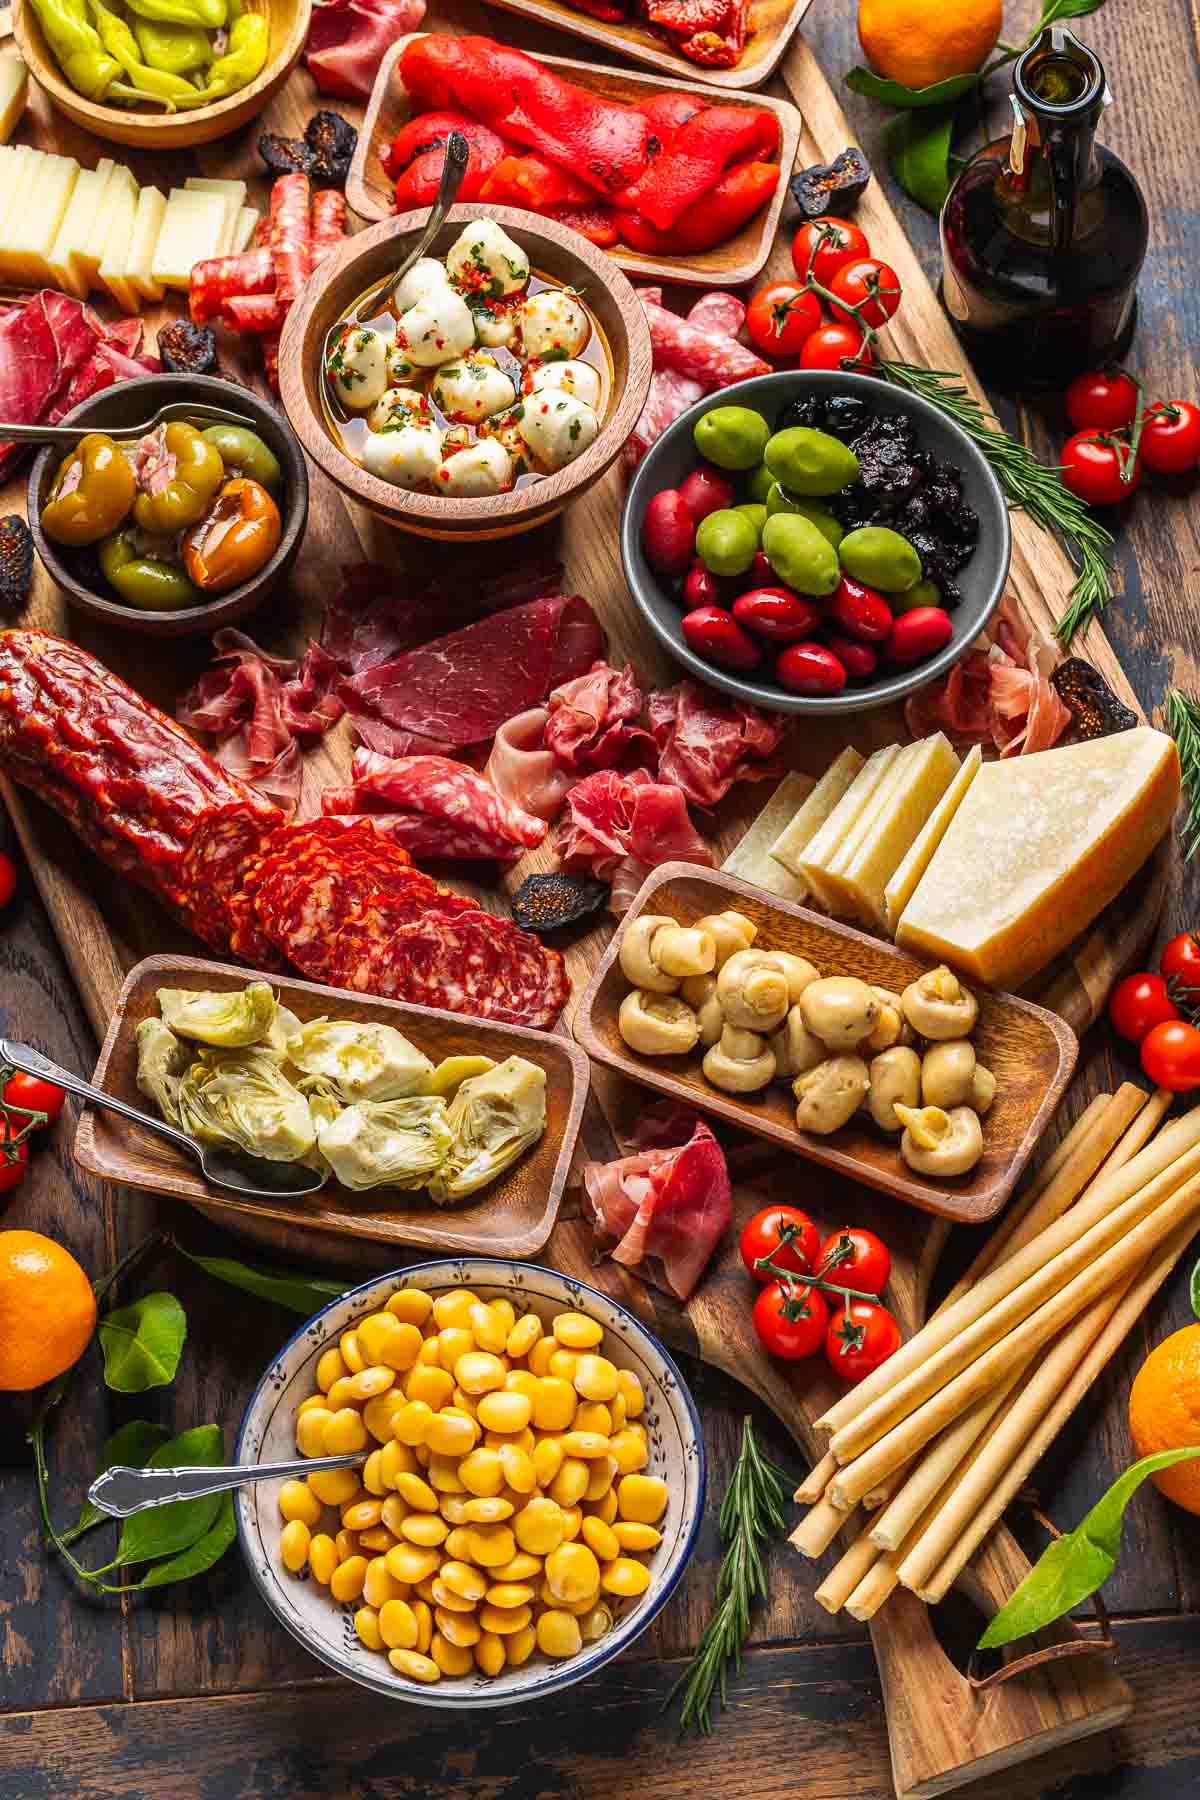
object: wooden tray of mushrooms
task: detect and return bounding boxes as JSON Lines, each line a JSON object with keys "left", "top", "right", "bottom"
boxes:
{"left": 572, "top": 863, "right": 1078, "bottom": 1224}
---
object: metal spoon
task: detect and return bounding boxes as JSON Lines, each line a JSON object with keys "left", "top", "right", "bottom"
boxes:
{"left": 354, "top": 128, "right": 472, "bottom": 322}
{"left": 0, "top": 1039, "right": 324, "bottom": 1199}
{"left": 0, "top": 401, "right": 258, "bottom": 448}
{"left": 88, "top": 1453, "right": 365, "bottom": 1519}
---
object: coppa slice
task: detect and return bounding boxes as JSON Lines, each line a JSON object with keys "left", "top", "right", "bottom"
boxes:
{"left": 321, "top": 750, "right": 548, "bottom": 861}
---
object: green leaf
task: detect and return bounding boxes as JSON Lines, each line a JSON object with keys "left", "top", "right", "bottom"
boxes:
{"left": 62, "top": 1420, "right": 171, "bottom": 1545}
{"left": 130, "top": 1492, "right": 237, "bottom": 1590}
{"left": 884, "top": 105, "right": 958, "bottom": 214}
{"left": 98, "top": 1291, "right": 187, "bottom": 1393}
{"left": 1191, "top": 1256, "right": 1200, "bottom": 1320}
{"left": 979, "top": 1447, "right": 1200, "bottom": 1647}
{"left": 112, "top": 1424, "right": 224, "bottom": 1568}
{"left": 845, "top": 66, "right": 980, "bottom": 107}
{"left": 176, "top": 1246, "right": 348, "bottom": 1316}
{"left": 1040, "top": 0, "right": 1108, "bottom": 23}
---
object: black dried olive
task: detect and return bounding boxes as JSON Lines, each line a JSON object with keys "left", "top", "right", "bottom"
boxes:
{"left": 258, "top": 130, "right": 313, "bottom": 178}
{"left": 511, "top": 872, "right": 609, "bottom": 934}
{"left": 790, "top": 147, "right": 872, "bottom": 220}
{"left": 306, "top": 110, "right": 358, "bottom": 187}
{"left": 158, "top": 320, "right": 219, "bottom": 376}
{"left": 0, "top": 515, "right": 33, "bottom": 613}
{"left": 1050, "top": 659, "right": 1138, "bottom": 740}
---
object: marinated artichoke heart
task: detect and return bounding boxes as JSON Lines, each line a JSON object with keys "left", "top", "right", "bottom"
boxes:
{"left": 285, "top": 1018, "right": 436, "bottom": 1102}
{"left": 158, "top": 982, "right": 277, "bottom": 1048}
{"left": 135, "top": 1018, "right": 191, "bottom": 1127}
{"left": 266, "top": 1002, "right": 304, "bottom": 1057}
{"left": 429, "top": 1056, "right": 546, "bottom": 1203}
{"left": 178, "top": 1048, "right": 316, "bottom": 1162}
{"left": 316, "top": 1096, "right": 454, "bottom": 1192}
{"left": 297, "top": 1074, "right": 344, "bottom": 1134}
{"left": 428, "top": 1054, "right": 496, "bottom": 1099}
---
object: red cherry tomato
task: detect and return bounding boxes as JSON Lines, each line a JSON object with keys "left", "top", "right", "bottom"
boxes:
{"left": 1060, "top": 431, "right": 1140, "bottom": 505}
{"left": 885, "top": 606, "right": 953, "bottom": 666}
{"left": 1065, "top": 368, "right": 1139, "bottom": 433}
{"left": 739, "top": 1205, "right": 821, "bottom": 1282}
{"left": 824, "top": 1298, "right": 901, "bottom": 1382}
{"left": 799, "top": 321, "right": 874, "bottom": 372}
{"left": 1108, "top": 972, "right": 1180, "bottom": 1043}
{"left": 1139, "top": 401, "right": 1200, "bottom": 475}
{"left": 1160, "top": 930, "right": 1200, "bottom": 990}
{"left": 0, "top": 1133, "right": 29, "bottom": 1195}
{"left": 827, "top": 258, "right": 902, "bottom": 328}
{"left": 790, "top": 217, "right": 870, "bottom": 287}
{"left": 829, "top": 573, "right": 893, "bottom": 642}
{"left": 817, "top": 1227, "right": 891, "bottom": 1296}
{"left": 681, "top": 605, "right": 761, "bottom": 673}
{"left": 753, "top": 1279, "right": 830, "bottom": 1361}
{"left": 678, "top": 465, "right": 736, "bottom": 526}
{"left": 776, "top": 640, "right": 847, "bottom": 695}
{"left": 732, "top": 588, "right": 822, "bottom": 643}
{"left": 642, "top": 489, "right": 695, "bottom": 576}
{"left": 820, "top": 630, "right": 878, "bottom": 682}
{"left": 0, "top": 853, "right": 15, "bottom": 909}
{"left": 746, "top": 282, "right": 822, "bottom": 358}
{"left": 2, "top": 1072, "right": 67, "bottom": 1126}
{"left": 1140, "top": 1019, "right": 1200, "bottom": 1093}
{"left": 682, "top": 559, "right": 722, "bottom": 610}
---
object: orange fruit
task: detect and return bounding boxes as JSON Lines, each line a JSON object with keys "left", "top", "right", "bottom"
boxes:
{"left": 1127, "top": 1324, "right": 1200, "bottom": 1514}
{"left": 858, "top": 0, "right": 1003, "bottom": 91}
{"left": 0, "top": 1229, "right": 97, "bottom": 1391}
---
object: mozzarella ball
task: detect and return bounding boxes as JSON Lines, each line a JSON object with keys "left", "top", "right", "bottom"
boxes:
{"left": 386, "top": 342, "right": 421, "bottom": 385}
{"left": 518, "top": 392, "right": 599, "bottom": 473}
{"left": 529, "top": 358, "right": 602, "bottom": 413}
{"left": 520, "top": 289, "right": 590, "bottom": 360}
{"left": 362, "top": 421, "right": 444, "bottom": 490}
{"left": 367, "top": 386, "right": 430, "bottom": 433}
{"left": 396, "top": 286, "right": 476, "bottom": 368}
{"left": 446, "top": 219, "right": 530, "bottom": 298}
{"left": 472, "top": 299, "right": 520, "bottom": 349}
{"left": 436, "top": 438, "right": 515, "bottom": 497}
{"left": 430, "top": 352, "right": 517, "bottom": 425}
{"left": 326, "top": 324, "right": 390, "bottom": 412}
{"left": 391, "top": 256, "right": 451, "bottom": 314}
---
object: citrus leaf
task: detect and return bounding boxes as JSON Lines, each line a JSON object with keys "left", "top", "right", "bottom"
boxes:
{"left": 62, "top": 1420, "right": 171, "bottom": 1545}
{"left": 884, "top": 105, "right": 958, "bottom": 214}
{"left": 845, "top": 66, "right": 980, "bottom": 108}
{"left": 1191, "top": 1255, "right": 1200, "bottom": 1320}
{"left": 176, "top": 1246, "right": 348, "bottom": 1316}
{"left": 98, "top": 1291, "right": 187, "bottom": 1393}
{"left": 131, "top": 1492, "right": 237, "bottom": 1590}
{"left": 113, "top": 1424, "right": 223, "bottom": 1568}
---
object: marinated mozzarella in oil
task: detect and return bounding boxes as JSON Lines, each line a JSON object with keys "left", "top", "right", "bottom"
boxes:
{"left": 396, "top": 285, "right": 476, "bottom": 368}
{"left": 431, "top": 352, "right": 516, "bottom": 424}
{"left": 392, "top": 255, "right": 451, "bottom": 313}
{"left": 529, "top": 358, "right": 602, "bottom": 412}
{"left": 363, "top": 421, "right": 444, "bottom": 490}
{"left": 446, "top": 218, "right": 530, "bottom": 297}
{"left": 437, "top": 437, "right": 515, "bottom": 497}
{"left": 520, "top": 288, "right": 589, "bottom": 360}
{"left": 367, "top": 386, "right": 430, "bottom": 432}
{"left": 327, "top": 324, "right": 390, "bottom": 412}
{"left": 518, "top": 390, "right": 598, "bottom": 473}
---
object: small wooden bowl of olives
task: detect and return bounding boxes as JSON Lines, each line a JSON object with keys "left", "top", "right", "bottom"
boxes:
{"left": 28, "top": 373, "right": 309, "bottom": 639}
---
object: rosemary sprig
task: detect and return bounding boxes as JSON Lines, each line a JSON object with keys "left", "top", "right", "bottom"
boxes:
{"left": 666, "top": 1417, "right": 790, "bottom": 1734}
{"left": 1166, "top": 690, "right": 1200, "bottom": 861}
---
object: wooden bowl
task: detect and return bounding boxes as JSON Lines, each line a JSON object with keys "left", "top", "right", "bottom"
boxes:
{"left": 12, "top": 0, "right": 310, "bottom": 148}
{"left": 573, "top": 862, "right": 1078, "bottom": 1225}
{"left": 74, "top": 954, "right": 591, "bottom": 1258}
{"left": 278, "top": 205, "right": 653, "bottom": 541}
{"left": 28, "top": 373, "right": 309, "bottom": 640}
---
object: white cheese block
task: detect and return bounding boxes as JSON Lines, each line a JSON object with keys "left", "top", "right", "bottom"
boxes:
{"left": 0, "top": 147, "right": 48, "bottom": 283}
{"left": 837, "top": 733, "right": 960, "bottom": 928}
{"left": 13, "top": 153, "right": 79, "bottom": 288}
{"left": 884, "top": 744, "right": 982, "bottom": 934}
{"left": 896, "top": 727, "right": 1181, "bottom": 989}
{"left": 47, "top": 158, "right": 113, "bottom": 297}
{"left": 232, "top": 205, "right": 258, "bottom": 254}
{"left": 80, "top": 161, "right": 122, "bottom": 288}
{"left": 793, "top": 745, "right": 901, "bottom": 912}
{"left": 152, "top": 187, "right": 227, "bottom": 290}
{"left": 185, "top": 177, "right": 247, "bottom": 254}
{"left": 0, "top": 145, "right": 34, "bottom": 249}
{"left": 127, "top": 185, "right": 166, "bottom": 302}
{"left": 722, "top": 773, "right": 817, "bottom": 902}
{"left": 98, "top": 166, "right": 140, "bottom": 314}
{"left": 0, "top": 55, "right": 29, "bottom": 144}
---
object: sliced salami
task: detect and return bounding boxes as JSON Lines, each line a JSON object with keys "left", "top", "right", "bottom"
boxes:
{"left": 638, "top": 292, "right": 770, "bottom": 389}
{"left": 270, "top": 172, "right": 313, "bottom": 313}
{"left": 222, "top": 294, "right": 287, "bottom": 335}
{"left": 361, "top": 910, "right": 567, "bottom": 1027}
{"left": 189, "top": 248, "right": 275, "bottom": 325}
{"left": 311, "top": 189, "right": 348, "bottom": 268}
{"left": 321, "top": 751, "right": 548, "bottom": 862}
{"left": 686, "top": 291, "right": 747, "bottom": 338}
{"left": 179, "top": 802, "right": 284, "bottom": 964}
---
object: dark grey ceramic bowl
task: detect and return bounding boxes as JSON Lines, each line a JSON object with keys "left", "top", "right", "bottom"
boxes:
{"left": 620, "top": 370, "right": 1011, "bottom": 716}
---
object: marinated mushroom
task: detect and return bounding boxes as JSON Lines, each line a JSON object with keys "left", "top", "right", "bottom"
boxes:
{"left": 769, "top": 1004, "right": 827, "bottom": 1079}
{"left": 652, "top": 924, "right": 716, "bottom": 980}
{"left": 793, "top": 1055, "right": 870, "bottom": 1135}
{"left": 798, "top": 976, "right": 880, "bottom": 1050}
{"left": 681, "top": 973, "right": 724, "bottom": 1047}
{"left": 618, "top": 990, "right": 699, "bottom": 1056}
{"left": 760, "top": 950, "right": 820, "bottom": 1003}
{"left": 717, "top": 950, "right": 791, "bottom": 1033}
{"left": 900, "top": 965, "right": 979, "bottom": 1040}
{"left": 695, "top": 910, "right": 757, "bottom": 969}
{"left": 972, "top": 1064, "right": 997, "bottom": 1115}
{"left": 894, "top": 1104, "right": 984, "bottom": 1176}
{"left": 703, "top": 1024, "right": 776, "bottom": 1093}
{"left": 867, "top": 1046, "right": 922, "bottom": 1134}
{"left": 618, "top": 915, "right": 680, "bottom": 994}
{"left": 865, "top": 986, "right": 914, "bottom": 1054}
{"left": 920, "top": 1040, "right": 977, "bottom": 1108}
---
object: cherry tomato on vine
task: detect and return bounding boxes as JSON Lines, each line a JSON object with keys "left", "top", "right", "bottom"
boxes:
{"left": 1139, "top": 401, "right": 1200, "bottom": 475}
{"left": 0, "top": 1134, "right": 29, "bottom": 1195}
{"left": 824, "top": 1299, "right": 901, "bottom": 1382}
{"left": 1065, "top": 368, "right": 1139, "bottom": 433}
{"left": 2, "top": 1071, "right": 66, "bottom": 1126}
{"left": 1140, "top": 1019, "right": 1200, "bottom": 1093}
{"left": 799, "top": 321, "right": 874, "bottom": 372}
{"left": 817, "top": 1226, "right": 890, "bottom": 1296}
{"left": 1060, "top": 430, "right": 1141, "bottom": 505}
{"left": 745, "top": 282, "right": 822, "bottom": 358}
{"left": 739, "top": 1205, "right": 820, "bottom": 1280}
{"left": 827, "top": 257, "right": 902, "bottom": 328}
{"left": 752, "top": 1279, "right": 829, "bottom": 1360}
{"left": 0, "top": 853, "right": 15, "bottom": 910}
{"left": 1107, "top": 972, "right": 1180, "bottom": 1044}
{"left": 790, "top": 217, "right": 870, "bottom": 288}
{"left": 1160, "top": 930, "right": 1200, "bottom": 991}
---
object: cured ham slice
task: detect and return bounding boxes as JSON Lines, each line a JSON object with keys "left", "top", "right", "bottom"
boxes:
{"left": 557, "top": 766, "right": 712, "bottom": 907}
{"left": 321, "top": 554, "right": 567, "bottom": 674}
{"left": 648, "top": 680, "right": 788, "bottom": 808}
{"left": 0, "top": 293, "right": 156, "bottom": 477}
{"left": 583, "top": 1119, "right": 731, "bottom": 1300}
{"left": 484, "top": 707, "right": 578, "bottom": 823}
{"left": 305, "top": 0, "right": 427, "bottom": 99}
{"left": 904, "top": 601, "right": 1071, "bottom": 757}
{"left": 544, "top": 660, "right": 655, "bottom": 772}
{"left": 321, "top": 748, "right": 547, "bottom": 862}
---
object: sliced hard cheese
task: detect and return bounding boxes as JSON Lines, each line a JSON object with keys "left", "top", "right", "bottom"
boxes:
{"left": 0, "top": 148, "right": 42, "bottom": 281}
{"left": 185, "top": 177, "right": 247, "bottom": 254}
{"left": 15, "top": 153, "right": 79, "bottom": 288}
{"left": 885, "top": 744, "right": 982, "bottom": 934}
{"left": 47, "top": 158, "right": 113, "bottom": 297}
{"left": 821, "top": 741, "right": 921, "bottom": 914}
{"left": 80, "top": 161, "right": 122, "bottom": 288}
{"left": 896, "top": 727, "right": 1181, "bottom": 989}
{"left": 232, "top": 205, "right": 258, "bottom": 254}
{"left": 98, "top": 166, "right": 140, "bottom": 314}
{"left": 764, "top": 746, "right": 865, "bottom": 900}
{"left": 723, "top": 772, "right": 817, "bottom": 902}
{"left": 127, "top": 185, "right": 166, "bottom": 302}
{"left": 0, "top": 55, "right": 29, "bottom": 145}
{"left": 152, "top": 187, "right": 227, "bottom": 290}
{"left": 838, "top": 733, "right": 960, "bottom": 928}
{"left": 795, "top": 745, "right": 901, "bottom": 912}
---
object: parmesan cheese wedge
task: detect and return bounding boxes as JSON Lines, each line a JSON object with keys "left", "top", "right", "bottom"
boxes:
{"left": 232, "top": 205, "right": 259, "bottom": 254}
{"left": 896, "top": 727, "right": 1181, "bottom": 989}
{"left": 723, "top": 773, "right": 817, "bottom": 902}
{"left": 98, "top": 165, "right": 140, "bottom": 313}
{"left": 884, "top": 744, "right": 982, "bottom": 934}
{"left": 792, "top": 745, "right": 901, "bottom": 912}
{"left": 185, "top": 177, "right": 247, "bottom": 254}
{"left": 0, "top": 54, "right": 29, "bottom": 144}
{"left": 152, "top": 187, "right": 227, "bottom": 290}
{"left": 127, "top": 185, "right": 166, "bottom": 302}
{"left": 47, "top": 158, "right": 113, "bottom": 297}
{"left": 837, "top": 733, "right": 960, "bottom": 928}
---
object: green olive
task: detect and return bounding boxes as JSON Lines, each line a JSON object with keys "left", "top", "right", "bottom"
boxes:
{"left": 760, "top": 513, "right": 840, "bottom": 596}
{"left": 693, "top": 405, "right": 771, "bottom": 472}
{"left": 839, "top": 525, "right": 923, "bottom": 593}
{"left": 200, "top": 423, "right": 283, "bottom": 495}
{"left": 893, "top": 577, "right": 942, "bottom": 614}
{"left": 696, "top": 508, "right": 759, "bottom": 577}
{"left": 764, "top": 427, "right": 859, "bottom": 497}
{"left": 745, "top": 462, "right": 776, "bottom": 505}
{"left": 735, "top": 503, "right": 766, "bottom": 542}
{"left": 763, "top": 485, "right": 844, "bottom": 550}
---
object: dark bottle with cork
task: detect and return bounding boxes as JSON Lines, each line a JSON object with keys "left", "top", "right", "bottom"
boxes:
{"left": 939, "top": 26, "right": 1147, "bottom": 385}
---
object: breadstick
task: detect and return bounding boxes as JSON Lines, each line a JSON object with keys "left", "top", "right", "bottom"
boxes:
{"left": 814, "top": 1530, "right": 883, "bottom": 1613}
{"left": 867, "top": 1366, "right": 1025, "bottom": 1551}
{"left": 794, "top": 1449, "right": 838, "bottom": 1506}
{"left": 845, "top": 1494, "right": 946, "bottom": 1621}
{"left": 789, "top": 1497, "right": 861, "bottom": 1559}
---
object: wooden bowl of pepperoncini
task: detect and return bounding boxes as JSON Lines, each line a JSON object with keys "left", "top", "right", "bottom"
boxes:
{"left": 12, "top": 0, "right": 310, "bottom": 148}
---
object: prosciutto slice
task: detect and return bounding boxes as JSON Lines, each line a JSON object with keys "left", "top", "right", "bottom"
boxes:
{"left": 583, "top": 1119, "right": 731, "bottom": 1300}
{"left": 305, "top": 0, "right": 426, "bottom": 98}
{"left": 557, "top": 766, "right": 712, "bottom": 908}
{"left": 0, "top": 294, "right": 156, "bottom": 478}
{"left": 648, "top": 681, "right": 788, "bottom": 808}
{"left": 544, "top": 660, "right": 655, "bottom": 773}
{"left": 904, "top": 601, "right": 1071, "bottom": 757}
{"left": 484, "top": 707, "right": 577, "bottom": 823}
{"left": 321, "top": 748, "right": 547, "bottom": 862}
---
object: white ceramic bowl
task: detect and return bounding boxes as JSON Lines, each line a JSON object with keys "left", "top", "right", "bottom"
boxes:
{"left": 235, "top": 1257, "right": 705, "bottom": 1705}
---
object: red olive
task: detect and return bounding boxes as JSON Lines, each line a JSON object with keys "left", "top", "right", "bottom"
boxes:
{"left": 642, "top": 489, "right": 695, "bottom": 577}
{"left": 678, "top": 464, "right": 736, "bottom": 526}
{"left": 682, "top": 605, "right": 761, "bottom": 673}
{"left": 885, "top": 606, "right": 954, "bottom": 667}
{"left": 828, "top": 574, "right": 893, "bottom": 642}
{"left": 682, "top": 558, "right": 722, "bottom": 610}
{"left": 732, "top": 588, "right": 822, "bottom": 643}
{"left": 776, "top": 640, "right": 847, "bottom": 695}
{"left": 822, "top": 630, "right": 879, "bottom": 682}
{"left": 736, "top": 550, "right": 775, "bottom": 593}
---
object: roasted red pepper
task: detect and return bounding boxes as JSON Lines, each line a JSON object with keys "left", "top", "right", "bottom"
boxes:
{"left": 614, "top": 103, "right": 778, "bottom": 229}
{"left": 615, "top": 160, "right": 780, "bottom": 254}
{"left": 680, "top": 0, "right": 750, "bottom": 67}
{"left": 567, "top": 0, "right": 624, "bottom": 19}
{"left": 479, "top": 154, "right": 593, "bottom": 210}
{"left": 384, "top": 112, "right": 509, "bottom": 207}
{"left": 638, "top": 91, "right": 705, "bottom": 149}
{"left": 545, "top": 204, "right": 619, "bottom": 248}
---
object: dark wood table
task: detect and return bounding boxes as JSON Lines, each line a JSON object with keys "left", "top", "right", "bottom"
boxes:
{"left": 2, "top": 1, "right": 1199, "bottom": 1795}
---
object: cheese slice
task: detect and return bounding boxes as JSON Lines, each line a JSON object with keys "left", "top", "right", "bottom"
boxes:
{"left": 759, "top": 746, "right": 865, "bottom": 901}
{"left": 127, "top": 185, "right": 166, "bottom": 302}
{"left": 0, "top": 147, "right": 42, "bottom": 281}
{"left": 818, "top": 742, "right": 921, "bottom": 919}
{"left": 896, "top": 727, "right": 1181, "bottom": 989}
{"left": 47, "top": 158, "right": 113, "bottom": 297}
{"left": 885, "top": 744, "right": 982, "bottom": 934}
{"left": 837, "top": 733, "right": 960, "bottom": 928}
{"left": 14, "top": 153, "right": 79, "bottom": 287}
{"left": 232, "top": 205, "right": 258, "bottom": 254}
{"left": 98, "top": 166, "right": 140, "bottom": 314}
{"left": 152, "top": 187, "right": 227, "bottom": 290}
{"left": 723, "top": 772, "right": 817, "bottom": 902}
{"left": 0, "top": 55, "right": 29, "bottom": 145}
{"left": 794, "top": 745, "right": 901, "bottom": 912}
{"left": 185, "top": 177, "right": 247, "bottom": 253}
{"left": 80, "top": 161, "right": 122, "bottom": 288}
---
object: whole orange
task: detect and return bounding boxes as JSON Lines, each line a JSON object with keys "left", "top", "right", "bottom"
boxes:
{"left": 0, "top": 1229, "right": 97, "bottom": 1391}
{"left": 1127, "top": 1324, "right": 1200, "bottom": 1514}
{"left": 858, "top": 0, "right": 1003, "bottom": 91}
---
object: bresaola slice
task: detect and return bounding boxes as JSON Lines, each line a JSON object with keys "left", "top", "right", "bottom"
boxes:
{"left": 583, "top": 1119, "right": 732, "bottom": 1300}
{"left": 321, "top": 554, "right": 567, "bottom": 675}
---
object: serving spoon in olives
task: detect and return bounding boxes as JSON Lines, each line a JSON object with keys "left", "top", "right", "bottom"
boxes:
{"left": 0, "top": 400, "right": 257, "bottom": 447}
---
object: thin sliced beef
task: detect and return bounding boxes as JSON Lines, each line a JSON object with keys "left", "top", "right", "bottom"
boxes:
{"left": 321, "top": 553, "right": 566, "bottom": 674}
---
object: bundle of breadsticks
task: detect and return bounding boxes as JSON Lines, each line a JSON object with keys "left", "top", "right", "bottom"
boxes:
{"left": 790, "top": 1083, "right": 1200, "bottom": 1621}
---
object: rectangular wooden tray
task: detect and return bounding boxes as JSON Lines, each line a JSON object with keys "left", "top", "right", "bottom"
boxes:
{"left": 573, "top": 862, "right": 1078, "bottom": 1223}
{"left": 348, "top": 33, "right": 802, "bottom": 288}
{"left": 74, "top": 954, "right": 590, "bottom": 1257}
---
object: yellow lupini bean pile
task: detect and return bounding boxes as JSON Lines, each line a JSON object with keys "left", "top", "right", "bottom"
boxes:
{"left": 277, "top": 1285, "right": 670, "bottom": 1683}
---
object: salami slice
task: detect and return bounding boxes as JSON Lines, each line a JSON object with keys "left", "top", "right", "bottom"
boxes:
{"left": 270, "top": 172, "right": 312, "bottom": 313}
{"left": 311, "top": 189, "right": 348, "bottom": 269}
{"left": 361, "top": 910, "right": 567, "bottom": 1027}
{"left": 638, "top": 292, "right": 770, "bottom": 389}
{"left": 321, "top": 751, "right": 548, "bottom": 862}
{"left": 222, "top": 294, "right": 287, "bottom": 335}
{"left": 624, "top": 368, "right": 704, "bottom": 467}
{"left": 687, "top": 291, "right": 746, "bottom": 338}
{"left": 179, "top": 802, "right": 284, "bottom": 964}
{"left": 189, "top": 248, "right": 275, "bottom": 325}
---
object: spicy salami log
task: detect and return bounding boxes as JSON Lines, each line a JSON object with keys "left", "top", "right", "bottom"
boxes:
{"left": 269, "top": 171, "right": 313, "bottom": 313}
{"left": 222, "top": 293, "right": 288, "bottom": 335}
{"left": 189, "top": 248, "right": 276, "bottom": 325}
{"left": 311, "top": 189, "right": 348, "bottom": 269}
